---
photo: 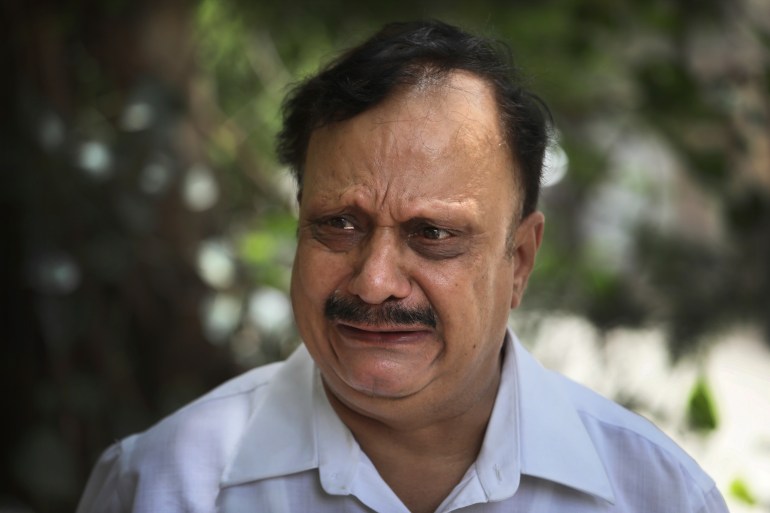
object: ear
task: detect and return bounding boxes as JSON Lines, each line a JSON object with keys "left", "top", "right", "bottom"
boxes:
{"left": 510, "top": 211, "right": 545, "bottom": 310}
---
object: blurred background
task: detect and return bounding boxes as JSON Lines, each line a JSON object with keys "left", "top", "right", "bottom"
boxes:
{"left": 2, "top": 0, "right": 769, "bottom": 511}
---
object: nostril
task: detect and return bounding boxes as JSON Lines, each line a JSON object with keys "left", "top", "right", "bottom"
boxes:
{"left": 348, "top": 260, "right": 411, "bottom": 305}
{"left": 348, "top": 271, "right": 411, "bottom": 305}
{"left": 346, "top": 229, "right": 412, "bottom": 304}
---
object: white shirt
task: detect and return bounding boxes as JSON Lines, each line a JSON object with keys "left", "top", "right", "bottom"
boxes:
{"left": 77, "top": 330, "right": 728, "bottom": 512}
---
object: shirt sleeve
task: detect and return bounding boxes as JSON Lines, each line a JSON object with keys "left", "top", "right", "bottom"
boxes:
{"left": 76, "top": 439, "right": 133, "bottom": 513}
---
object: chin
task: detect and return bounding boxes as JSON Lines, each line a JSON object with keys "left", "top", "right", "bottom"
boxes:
{"left": 339, "top": 369, "right": 422, "bottom": 400}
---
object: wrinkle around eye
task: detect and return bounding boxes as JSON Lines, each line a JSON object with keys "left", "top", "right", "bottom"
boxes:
{"left": 400, "top": 218, "right": 472, "bottom": 260}
{"left": 407, "top": 232, "right": 467, "bottom": 260}
{"left": 309, "top": 215, "right": 364, "bottom": 252}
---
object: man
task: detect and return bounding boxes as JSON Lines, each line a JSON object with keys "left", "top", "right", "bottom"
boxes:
{"left": 78, "top": 20, "right": 728, "bottom": 513}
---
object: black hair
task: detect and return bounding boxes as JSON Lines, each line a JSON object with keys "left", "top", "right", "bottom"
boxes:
{"left": 276, "top": 19, "right": 551, "bottom": 217}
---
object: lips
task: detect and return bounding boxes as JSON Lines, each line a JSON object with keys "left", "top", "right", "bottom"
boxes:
{"left": 335, "top": 323, "right": 432, "bottom": 344}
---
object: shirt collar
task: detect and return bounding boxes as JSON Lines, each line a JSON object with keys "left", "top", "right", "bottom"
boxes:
{"left": 509, "top": 331, "right": 615, "bottom": 503}
{"left": 220, "top": 346, "right": 319, "bottom": 486}
{"left": 220, "top": 330, "right": 615, "bottom": 504}
{"left": 220, "top": 344, "right": 362, "bottom": 491}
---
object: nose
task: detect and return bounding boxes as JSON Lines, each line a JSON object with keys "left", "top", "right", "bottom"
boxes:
{"left": 347, "top": 228, "right": 411, "bottom": 304}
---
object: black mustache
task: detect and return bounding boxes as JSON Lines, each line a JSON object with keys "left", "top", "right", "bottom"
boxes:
{"left": 324, "top": 293, "right": 437, "bottom": 329}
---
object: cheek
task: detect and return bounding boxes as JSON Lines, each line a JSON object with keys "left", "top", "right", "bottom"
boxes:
{"left": 415, "top": 261, "right": 482, "bottom": 325}
{"left": 426, "top": 256, "right": 508, "bottom": 331}
{"left": 291, "top": 245, "right": 349, "bottom": 310}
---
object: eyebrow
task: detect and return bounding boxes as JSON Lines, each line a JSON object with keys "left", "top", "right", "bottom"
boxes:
{"left": 303, "top": 179, "right": 485, "bottom": 223}
{"left": 392, "top": 197, "right": 481, "bottom": 224}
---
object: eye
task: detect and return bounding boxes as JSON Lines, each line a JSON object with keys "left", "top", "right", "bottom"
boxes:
{"left": 326, "top": 216, "right": 356, "bottom": 231}
{"left": 406, "top": 222, "right": 465, "bottom": 260}
{"left": 308, "top": 214, "right": 364, "bottom": 252}
{"left": 420, "top": 226, "right": 452, "bottom": 241}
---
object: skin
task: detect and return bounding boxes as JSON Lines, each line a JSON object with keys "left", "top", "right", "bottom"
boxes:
{"left": 290, "top": 71, "right": 544, "bottom": 513}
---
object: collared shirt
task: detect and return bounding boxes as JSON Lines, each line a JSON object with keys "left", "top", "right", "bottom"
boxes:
{"left": 77, "top": 330, "right": 728, "bottom": 512}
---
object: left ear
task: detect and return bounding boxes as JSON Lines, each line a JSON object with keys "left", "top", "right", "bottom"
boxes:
{"left": 510, "top": 211, "right": 545, "bottom": 310}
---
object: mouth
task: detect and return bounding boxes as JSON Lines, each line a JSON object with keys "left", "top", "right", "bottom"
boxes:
{"left": 335, "top": 323, "right": 433, "bottom": 344}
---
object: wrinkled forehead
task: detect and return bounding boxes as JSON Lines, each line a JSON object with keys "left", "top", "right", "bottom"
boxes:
{"left": 301, "top": 72, "right": 519, "bottom": 217}
{"left": 305, "top": 71, "right": 513, "bottom": 183}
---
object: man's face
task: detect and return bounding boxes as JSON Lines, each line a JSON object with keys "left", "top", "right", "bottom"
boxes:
{"left": 291, "top": 72, "right": 543, "bottom": 421}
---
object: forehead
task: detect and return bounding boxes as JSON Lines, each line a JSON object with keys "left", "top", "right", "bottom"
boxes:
{"left": 302, "top": 72, "right": 517, "bottom": 214}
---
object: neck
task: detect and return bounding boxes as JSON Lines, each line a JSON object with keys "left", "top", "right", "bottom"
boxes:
{"left": 323, "top": 369, "right": 501, "bottom": 513}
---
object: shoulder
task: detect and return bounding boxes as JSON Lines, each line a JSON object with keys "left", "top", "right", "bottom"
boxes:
{"left": 133, "top": 359, "right": 285, "bottom": 464}
{"left": 137, "top": 359, "right": 284, "bottom": 453}
{"left": 552, "top": 371, "right": 724, "bottom": 511}
{"left": 553, "top": 370, "right": 708, "bottom": 481}
{"left": 77, "top": 360, "right": 287, "bottom": 513}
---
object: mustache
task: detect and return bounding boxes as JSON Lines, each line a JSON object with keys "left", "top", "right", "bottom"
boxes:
{"left": 324, "top": 293, "right": 437, "bottom": 329}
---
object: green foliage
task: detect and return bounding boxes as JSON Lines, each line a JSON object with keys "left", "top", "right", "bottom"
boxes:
{"left": 686, "top": 376, "right": 718, "bottom": 432}
{"left": 239, "top": 212, "right": 297, "bottom": 290}
{"left": 729, "top": 477, "right": 758, "bottom": 506}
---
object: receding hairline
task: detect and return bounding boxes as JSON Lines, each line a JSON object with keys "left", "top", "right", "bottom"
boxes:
{"left": 302, "top": 67, "right": 525, "bottom": 215}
